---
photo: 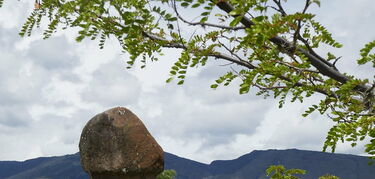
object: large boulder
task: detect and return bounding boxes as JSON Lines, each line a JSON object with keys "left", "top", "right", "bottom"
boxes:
{"left": 79, "top": 107, "right": 164, "bottom": 179}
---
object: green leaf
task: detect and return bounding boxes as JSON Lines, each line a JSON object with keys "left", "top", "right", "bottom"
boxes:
{"left": 181, "top": 2, "right": 189, "bottom": 7}
{"left": 168, "top": 17, "right": 177, "bottom": 21}
{"left": 229, "top": 9, "right": 241, "bottom": 16}
{"left": 211, "top": 84, "right": 218, "bottom": 89}
{"left": 311, "top": 0, "right": 321, "bottom": 7}
{"left": 229, "top": 16, "right": 242, "bottom": 27}
{"left": 166, "top": 77, "right": 174, "bottom": 83}
{"left": 201, "top": 12, "right": 210, "bottom": 16}
{"left": 327, "top": 52, "right": 336, "bottom": 61}
{"left": 167, "top": 24, "right": 174, "bottom": 30}
{"left": 177, "top": 80, "right": 184, "bottom": 85}
{"left": 239, "top": 83, "right": 250, "bottom": 94}
{"left": 157, "top": 170, "right": 176, "bottom": 179}
{"left": 170, "top": 70, "right": 177, "bottom": 75}
{"left": 253, "top": 16, "right": 266, "bottom": 22}
{"left": 358, "top": 40, "right": 375, "bottom": 67}
{"left": 191, "top": 3, "right": 200, "bottom": 8}
{"left": 200, "top": 16, "right": 208, "bottom": 23}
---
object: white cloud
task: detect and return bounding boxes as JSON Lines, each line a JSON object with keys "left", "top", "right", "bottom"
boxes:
{"left": 0, "top": 0, "right": 373, "bottom": 163}
{"left": 0, "top": 1, "right": 33, "bottom": 29}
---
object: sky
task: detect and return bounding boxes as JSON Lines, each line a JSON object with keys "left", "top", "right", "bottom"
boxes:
{"left": 0, "top": 0, "right": 374, "bottom": 164}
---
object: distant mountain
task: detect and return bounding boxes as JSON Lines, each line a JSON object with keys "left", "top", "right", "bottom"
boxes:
{"left": 203, "top": 149, "right": 375, "bottom": 179}
{"left": 1, "top": 149, "right": 374, "bottom": 179}
{"left": 0, "top": 153, "right": 86, "bottom": 179}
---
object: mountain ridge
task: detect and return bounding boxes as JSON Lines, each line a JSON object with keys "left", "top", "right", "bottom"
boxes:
{"left": 1, "top": 149, "right": 374, "bottom": 179}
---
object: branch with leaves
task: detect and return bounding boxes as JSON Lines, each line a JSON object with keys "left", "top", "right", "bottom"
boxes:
{"left": 2, "top": 0, "right": 374, "bottom": 157}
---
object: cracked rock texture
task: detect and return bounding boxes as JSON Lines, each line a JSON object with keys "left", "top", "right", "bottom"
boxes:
{"left": 79, "top": 107, "right": 164, "bottom": 179}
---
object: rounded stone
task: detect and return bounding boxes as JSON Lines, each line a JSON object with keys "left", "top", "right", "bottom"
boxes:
{"left": 79, "top": 107, "right": 164, "bottom": 178}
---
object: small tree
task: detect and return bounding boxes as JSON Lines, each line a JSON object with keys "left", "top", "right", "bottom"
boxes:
{"left": 265, "top": 165, "right": 341, "bottom": 179}
{"left": 1, "top": 0, "right": 374, "bottom": 156}
{"left": 266, "top": 165, "right": 306, "bottom": 179}
{"left": 318, "top": 174, "right": 340, "bottom": 179}
{"left": 157, "top": 170, "right": 177, "bottom": 179}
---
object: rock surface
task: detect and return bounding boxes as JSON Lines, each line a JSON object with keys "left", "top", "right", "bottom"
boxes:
{"left": 79, "top": 107, "right": 164, "bottom": 179}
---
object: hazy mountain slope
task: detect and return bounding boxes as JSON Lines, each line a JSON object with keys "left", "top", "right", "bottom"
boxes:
{"left": 0, "top": 156, "right": 54, "bottom": 178}
{"left": 206, "top": 149, "right": 375, "bottom": 179}
{"left": 164, "top": 152, "right": 210, "bottom": 179}
{"left": 1, "top": 149, "right": 375, "bottom": 179}
{"left": 0, "top": 154, "right": 87, "bottom": 179}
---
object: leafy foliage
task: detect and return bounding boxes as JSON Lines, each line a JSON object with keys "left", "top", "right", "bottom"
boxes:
{"left": 358, "top": 40, "right": 375, "bottom": 67}
{"left": 3, "top": 0, "right": 374, "bottom": 158}
{"left": 265, "top": 165, "right": 342, "bottom": 179}
{"left": 318, "top": 174, "right": 340, "bottom": 179}
{"left": 157, "top": 170, "right": 177, "bottom": 179}
{"left": 265, "top": 165, "right": 306, "bottom": 179}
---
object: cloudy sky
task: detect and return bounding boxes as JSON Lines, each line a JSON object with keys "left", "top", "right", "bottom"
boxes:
{"left": 0, "top": 0, "right": 374, "bottom": 164}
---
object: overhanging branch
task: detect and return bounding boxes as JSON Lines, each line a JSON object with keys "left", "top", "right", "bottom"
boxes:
{"left": 214, "top": 1, "right": 371, "bottom": 93}
{"left": 142, "top": 31, "right": 334, "bottom": 96}
{"left": 142, "top": 31, "right": 255, "bottom": 69}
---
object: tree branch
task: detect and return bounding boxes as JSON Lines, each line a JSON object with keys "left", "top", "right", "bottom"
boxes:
{"left": 272, "top": 0, "right": 287, "bottom": 16}
{"left": 214, "top": 1, "right": 371, "bottom": 93}
{"left": 90, "top": 1, "right": 350, "bottom": 98}
{"left": 217, "top": 40, "right": 254, "bottom": 67}
{"left": 142, "top": 31, "right": 256, "bottom": 69}
{"left": 275, "top": 61, "right": 320, "bottom": 74}
{"left": 143, "top": 31, "right": 332, "bottom": 96}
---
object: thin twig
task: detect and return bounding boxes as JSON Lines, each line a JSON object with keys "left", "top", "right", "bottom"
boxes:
{"left": 218, "top": 40, "right": 252, "bottom": 66}
{"left": 253, "top": 83, "right": 288, "bottom": 90}
{"left": 219, "top": 62, "right": 235, "bottom": 66}
{"left": 332, "top": 56, "right": 341, "bottom": 70}
{"left": 272, "top": 0, "right": 287, "bottom": 16}
{"left": 276, "top": 61, "right": 319, "bottom": 73}
{"left": 172, "top": 0, "right": 246, "bottom": 30}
